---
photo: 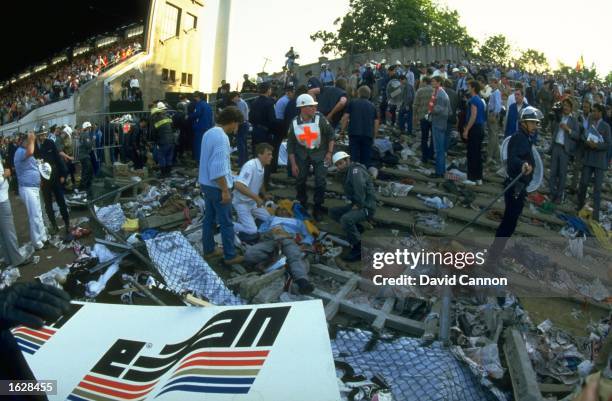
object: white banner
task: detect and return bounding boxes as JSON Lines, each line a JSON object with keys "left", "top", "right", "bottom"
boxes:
{"left": 12, "top": 300, "right": 340, "bottom": 401}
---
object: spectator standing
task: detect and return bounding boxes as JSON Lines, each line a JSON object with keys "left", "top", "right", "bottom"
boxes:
{"left": 230, "top": 92, "right": 250, "bottom": 168}
{"left": 398, "top": 75, "right": 415, "bottom": 135}
{"left": 13, "top": 132, "right": 48, "bottom": 249}
{"left": 129, "top": 75, "right": 140, "bottom": 100}
{"left": 462, "top": 80, "right": 487, "bottom": 185}
{"left": 77, "top": 122, "right": 95, "bottom": 196}
{"left": 341, "top": 85, "right": 379, "bottom": 168}
{"left": 414, "top": 76, "right": 434, "bottom": 164}
{"left": 549, "top": 98, "right": 578, "bottom": 203}
{"left": 191, "top": 91, "right": 214, "bottom": 163}
{"left": 0, "top": 154, "right": 28, "bottom": 266}
{"left": 150, "top": 102, "right": 176, "bottom": 177}
{"left": 199, "top": 106, "right": 244, "bottom": 265}
{"left": 577, "top": 104, "right": 611, "bottom": 221}
{"left": 430, "top": 76, "right": 450, "bottom": 178}
{"left": 249, "top": 83, "right": 276, "bottom": 158}
{"left": 487, "top": 78, "right": 502, "bottom": 164}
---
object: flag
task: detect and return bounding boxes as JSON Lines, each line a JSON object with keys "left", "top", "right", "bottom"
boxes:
{"left": 576, "top": 55, "right": 584, "bottom": 71}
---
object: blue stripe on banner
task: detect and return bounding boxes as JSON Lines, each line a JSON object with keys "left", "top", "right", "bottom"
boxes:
{"left": 15, "top": 338, "right": 39, "bottom": 353}
{"left": 67, "top": 394, "right": 90, "bottom": 401}
{"left": 155, "top": 384, "right": 251, "bottom": 398}
{"left": 165, "top": 376, "right": 256, "bottom": 387}
{"left": 19, "top": 346, "right": 35, "bottom": 355}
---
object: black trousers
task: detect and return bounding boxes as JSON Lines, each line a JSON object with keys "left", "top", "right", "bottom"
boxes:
{"left": 489, "top": 189, "right": 526, "bottom": 262}
{"left": 78, "top": 158, "right": 94, "bottom": 194}
{"left": 41, "top": 177, "right": 70, "bottom": 229}
{"left": 467, "top": 124, "right": 484, "bottom": 181}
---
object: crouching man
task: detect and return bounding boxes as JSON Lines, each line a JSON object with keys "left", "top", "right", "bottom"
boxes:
{"left": 243, "top": 226, "right": 314, "bottom": 294}
{"left": 329, "top": 151, "right": 377, "bottom": 262}
{"left": 233, "top": 143, "right": 274, "bottom": 241}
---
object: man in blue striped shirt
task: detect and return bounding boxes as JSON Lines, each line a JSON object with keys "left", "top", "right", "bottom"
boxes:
{"left": 199, "top": 106, "right": 245, "bottom": 265}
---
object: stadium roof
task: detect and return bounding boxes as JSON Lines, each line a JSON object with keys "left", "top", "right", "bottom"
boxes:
{"left": 0, "top": 0, "right": 148, "bottom": 82}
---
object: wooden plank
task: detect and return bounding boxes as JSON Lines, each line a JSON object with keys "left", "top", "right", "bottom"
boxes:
{"left": 503, "top": 327, "right": 544, "bottom": 401}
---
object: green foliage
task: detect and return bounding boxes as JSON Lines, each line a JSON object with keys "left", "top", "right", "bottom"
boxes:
{"left": 477, "top": 35, "right": 511, "bottom": 65}
{"left": 514, "top": 49, "right": 549, "bottom": 73}
{"left": 310, "top": 0, "right": 477, "bottom": 55}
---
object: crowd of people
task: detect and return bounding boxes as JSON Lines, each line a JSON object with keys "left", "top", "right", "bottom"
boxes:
{"left": 0, "top": 37, "right": 142, "bottom": 125}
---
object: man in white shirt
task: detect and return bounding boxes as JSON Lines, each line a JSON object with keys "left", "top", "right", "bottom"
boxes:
{"left": 0, "top": 154, "right": 28, "bottom": 266}
{"left": 129, "top": 75, "right": 140, "bottom": 99}
{"left": 233, "top": 143, "right": 274, "bottom": 238}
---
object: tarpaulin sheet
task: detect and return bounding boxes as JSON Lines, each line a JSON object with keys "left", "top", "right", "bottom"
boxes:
{"left": 332, "top": 329, "right": 507, "bottom": 401}
{"left": 145, "top": 231, "right": 244, "bottom": 305}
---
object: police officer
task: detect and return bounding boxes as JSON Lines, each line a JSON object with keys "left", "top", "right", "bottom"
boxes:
{"left": 488, "top": 106, "right": 543, "bottom": 264}
{"left": 150, "top": 101, "right": 176, "bottom": 177}
{"left": 287, "top": 94, "right": 335, "bottom": 221}
{"left": 77, "top": 122, "right": 95, "bottom": 196}
{"left": 329, "top": 151, "right": 377, "bottom": 262}
{"left": 249, "top": 82, "right": 276, "bottom": 158}
{"left": 38, "top": 125, "right": 72, "bottom": 240}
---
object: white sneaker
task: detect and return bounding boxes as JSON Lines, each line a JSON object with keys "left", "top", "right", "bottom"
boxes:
{"left": 462, "top": 180, "right": 477, "bottom": 186}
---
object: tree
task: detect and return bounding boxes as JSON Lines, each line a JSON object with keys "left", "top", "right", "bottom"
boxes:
{"left": 310, "top": 0, "right": 477, "bottom": 56}
{"left": 606, "top": 71, "right": 612, "bottom": 85}
{"left": 514, "top": 49, "right": 549, "bottom": 73}
{"left": 478, "top": 35, "right": 511, "bottom": 66}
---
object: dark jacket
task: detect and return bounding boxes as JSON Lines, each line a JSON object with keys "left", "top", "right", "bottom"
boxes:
{"left": 507, "top": 128, "right": 535, "bottom": 191}
{"left": 151, "top": 110, "right": 175, "bottom": 145}
{"left": 39, "top": 138, "right": 68, "bottom": 179}
{"left": 582, "top": 119, "right": 611, "bottom": 170}
{"left": 343, "top": 162, "right": 377, "bottom": 212}
{"left": 550, "top": 114, "right": 579, "bottom": 155}
{"left": 504, "top": 102, "right": 526, "bottom": 137}
{"left": 77, "top": 132, "right": 94, "bottom": 161}
{"left": 249, "top": 95, "right": 276, "bottom": 132}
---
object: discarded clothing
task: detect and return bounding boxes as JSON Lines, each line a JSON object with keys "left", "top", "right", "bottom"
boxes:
{"left": 416, "top": 214, "right": 446, "bottom": 231}
{"left": 145, "top": 231, "right": 243, "bottom": 305}
{"left": 94, "top": 203, "right": 126, "bottom": 232}
{"left": 558, "top": 214, "right": 591, "bottom": 236}
{"left": 417, "top": 195, "right": 454, "bottom": 209}
{"left": 379, "top": 182, "right": 414, "bottom": 197}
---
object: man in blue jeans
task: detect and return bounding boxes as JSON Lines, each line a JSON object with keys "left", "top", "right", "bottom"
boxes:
{"left": 199, "top": 106, "right": 245, "bottom": 265}
{"left": 397, "top": 75, "right": 414, "bottom": 135}
{"left": 340, "top": 85, "right": 379, "bottom": 167}
{"left": 430, "top": 76, "right": 450, "bottom": 178}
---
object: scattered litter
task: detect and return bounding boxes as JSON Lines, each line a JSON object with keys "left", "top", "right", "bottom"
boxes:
{"left": 400, "top": 147, "right": 415, "bottom": 160}
{"left": 38, "top": 267, "right": 70, "bottom": 289}
{"left": 379, "top": 182, "right": 414, "bottom": 197}
{"left": 391, "top": 208, "right": 400, "bottom": 212}
{"left": 0, "top": 267, "right": 20, "bottom": 290}
{"left": 94, "top": 203, "right": 126, "bottom": 232}
{"left": 416, "top": 214, "right": 446, "bottom": 231}
{"left": 85, "top": 244, "right": 123, "bottom": 298}
{"left": 445, "top": 168, "right": 468, "bottom": 181}
{"left": 417, "top": 194, "right": 454, "bottom": 209}
{"left": 32, "top": 256, "right": 40, "bottom": 265}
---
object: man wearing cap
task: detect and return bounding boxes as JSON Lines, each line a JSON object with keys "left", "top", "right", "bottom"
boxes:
{"left": 38, "top": 125, "right": 71, "bottom": 239}
{"left": 77, "top": 122, "right": 95, "bottom": 196}
{"left": 150, "top": 101, "right": 176, "bottom": 177}
{"left": 287, "top": 94, "right": 335, "bottom": 221}
{"left": 305, "top": 70, "right": 322, "bottom": 93}
{"left": 14, "top": 131, "right": 48, "bottom": 249}
{"left": 191, "top": 91, "right": 214, "bottom": 163}
{"left": 329, "top": 151, "right": 376, "bottom": 262}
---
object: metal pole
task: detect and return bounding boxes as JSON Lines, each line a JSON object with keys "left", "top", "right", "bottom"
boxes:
{"left": 439, "top": 284, "right": 452, "bottom": 346}
{"left": 454, "top": 173, "right": 524, "bottom": 236}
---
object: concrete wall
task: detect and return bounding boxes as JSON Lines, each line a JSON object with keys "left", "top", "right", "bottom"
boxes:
{"left": 293, "top": 45, "right": 465, "bottom": 83}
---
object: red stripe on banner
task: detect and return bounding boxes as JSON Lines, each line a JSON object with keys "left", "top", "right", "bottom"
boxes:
{"left": 13, "top": 326, "right": 56, "bottom": 336}
{"left": 78, "top": 381, "right": 152, "bottom": 399}
{"left": 183, "top": 351, "right": 269, "bottom": 362}
{"left": 83, "top": 375, "right": 159, "bottom": 392}
{"left": 13, "top": 327, "right": 52, "bottom": 340}
{"left": 177, "top": 359, "right": 266, "bottom": 370}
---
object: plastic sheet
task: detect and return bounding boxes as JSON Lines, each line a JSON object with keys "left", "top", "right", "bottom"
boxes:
{"left": 332, "top": 329, "right": 506, "bottom": 401}
{"left": 0, "top": 267, "right": 21, "bottom": 290}
{"left": 145, "top": 231, "right": 244, "bottom": 305}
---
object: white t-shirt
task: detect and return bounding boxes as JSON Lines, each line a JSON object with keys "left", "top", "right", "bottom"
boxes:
{"left": 233, "top": 158, "right": 264, "bottom": 204}
{"left": 130, "top": 78, "right": 140, "bottom": 88}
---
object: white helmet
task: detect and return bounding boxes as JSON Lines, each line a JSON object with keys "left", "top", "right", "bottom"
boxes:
{"left": 156, "top": 101, "right": 167, "bottom": 110}
{"left": 38, "top": 160, "right": 52, "bottom": 180}
{"left": 82, "top": 121, "right": 92, "bottom": 129}
{"left": 396, "top": 60, "right": 402, "bottom": 66}
{"left": 296, "top": 94, "right": 318, "bottom": 108}
{"left": 519, "top": 106, "right": 544, "bottom": 123}
{"left": 62, "top": 126, "right": 73, "bottom": 136}
{"left": 332, "top": 151, "right": 350, "bottom": 165}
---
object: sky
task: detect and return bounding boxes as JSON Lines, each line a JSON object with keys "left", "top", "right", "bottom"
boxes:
{"left": 221, "top": 0, "right": 611, "bottom": 89}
